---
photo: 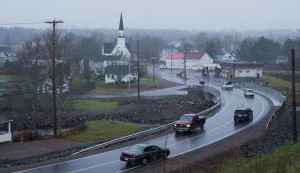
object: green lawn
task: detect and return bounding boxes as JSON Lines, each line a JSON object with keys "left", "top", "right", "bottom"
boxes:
{"left": 200, "top": 142, "right": 300, "bottom": 173}
{"left": 86, "top": 75, "right": 175, "bottom": 95}
{"left": 72, "top": 99, "right": 119, "bottom": 111}
{"left": 264, "top": 75, "right": 300, "bottom": 103}
{"left": 64, "top": 120, "right": 142, "bottom": 143}
{"left": 0, "top": 75, "right": 11, "bottom": 82}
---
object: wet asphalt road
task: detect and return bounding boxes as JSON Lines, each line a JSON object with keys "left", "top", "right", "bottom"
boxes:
{"left": 17, "top": 67, "right": 272, "bottom": 173}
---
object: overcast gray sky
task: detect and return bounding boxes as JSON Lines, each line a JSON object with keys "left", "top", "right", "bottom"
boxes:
{"left": 1, "top": 0, "right": 299, "bottom": 31}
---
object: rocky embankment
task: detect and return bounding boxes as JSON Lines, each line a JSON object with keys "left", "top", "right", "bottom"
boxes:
{"left": 11, "top": 88, "right": 214, "bottom": 130}
{"left": 241, "top": 107, "right": 300, "bottom": 157}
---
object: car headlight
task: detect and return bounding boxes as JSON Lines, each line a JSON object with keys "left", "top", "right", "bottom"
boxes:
{"left": 187, "top": 124, "right": 191, "bottom": 128}
{"left": 174, "top": 124, "right": 177, "bottom": 127}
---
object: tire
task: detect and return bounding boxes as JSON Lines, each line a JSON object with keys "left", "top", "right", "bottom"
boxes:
{"left": 141, "top": 158, "right": 147, "bottom": 165}
{"left": 162, "top": 152, "right": 168, "bottom": 160}
{"left": 234, "top": 118, "right": 238, "bottom": 123}
{"left": 190, "top": 127, "right": 194, "bottom": 133}
{"left": 175, "top": 130, "right": 179, "bottom": 134}
{"left": 200, "top": 124, "right": 204, "bottom": 129}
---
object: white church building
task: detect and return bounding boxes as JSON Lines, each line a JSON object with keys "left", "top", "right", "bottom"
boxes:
{"left": 80, "top": 13, "right": 133, "bottom": 83}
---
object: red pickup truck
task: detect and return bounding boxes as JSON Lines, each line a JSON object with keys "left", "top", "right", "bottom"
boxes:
{"left": 174, "top": 114, "right": 206, "bottom": 133}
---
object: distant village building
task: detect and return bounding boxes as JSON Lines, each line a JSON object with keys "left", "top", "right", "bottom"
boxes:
{"left": 276, "top": 56, "right": 288, "bottom": 65}
{"left": 214, "top": 53, "right": 236, "bottom": 62}
{"left": 159, "top": 48, "right": 180, "bottom": 61}
{"left": 0, "top": 47, "right": 17, "bottom": 64}
{"left": 216, "top": 60, "right": 264, "bottom": 78}
{"left": 165, "top": 52, "right": 218, "bottom": 70}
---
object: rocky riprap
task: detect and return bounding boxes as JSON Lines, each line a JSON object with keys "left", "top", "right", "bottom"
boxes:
{"left": 241, "top": 108, "right": 300, "bottom": 158}
{"left": 11, "top": 88, "right": 215, "bottom": 130}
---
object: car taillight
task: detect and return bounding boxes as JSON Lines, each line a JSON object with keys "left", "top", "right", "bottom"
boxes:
{"left": 121, "top": 153, "right": 124, "bottom": 156}
{"left": 245, "top": 114, "right": 248, "bottom": 117}
{"left": 132, "top": 155, "right": 136, "bottom": 158}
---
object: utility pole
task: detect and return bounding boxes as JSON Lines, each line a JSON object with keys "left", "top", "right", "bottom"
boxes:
{"left": 128, "top": 58, "right": 131, "bottom": 93}
{"left": 184, "top": 49, "right": 187, "bottom": 79}
{"left": 137, "top": 39, "right": 140, "bottom": 98}
{"left": 46, "top": 20, "right": 63, "bottom": 137}
{"left": 151, "top": 57, "right": 156, "bottom": 87}
{"left": 171, "top": 54, "right": 173, "bottom": 74}
{"left": 291, "top": 49, "right": 297, "bottom": 142}
{"left": 183, "top": 42, "right": 191, "bottom": 79}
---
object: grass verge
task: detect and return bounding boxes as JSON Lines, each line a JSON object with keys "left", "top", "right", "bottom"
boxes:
{"left": 72, "top": 98, "right": 136, "bottom": 111}
{"left": 86, "top": 75, "right": 176, "bottom": 95}
{"left": 72, "top": 99, "right": 119, "bottom": 111}
{"left": 199, "top": 142, "right": 300, "bottom": 173}
{"left": 264, "top": 74, "right": 300, "bottom": 103}
{"left": 64, "top": 120, "right": 142, "bottom": 143}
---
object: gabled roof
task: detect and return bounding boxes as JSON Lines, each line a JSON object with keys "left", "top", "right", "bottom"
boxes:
{"left": 125, "top": 43, "right": 131, "bottom": 53}
{"left": 185, "top": 52, "right": 205, "bottom": 60}
{"left": 166, "top": 54, "right": 184, "bottom": 59}
{"left": 103, "top": 42, "right": 131, "bottom": 55}
{"left": 103, "top": 43, "right": 116, "bottom": 54}
{"left": 105, "top": 65, "right": 129, "bottom": 75}
{"left": 0, "top": 47, "right": 16, "bottom": 57}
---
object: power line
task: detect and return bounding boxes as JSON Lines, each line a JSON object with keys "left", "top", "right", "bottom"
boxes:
{"left": 0, "top": 22, "right": 45, "bottom": 26}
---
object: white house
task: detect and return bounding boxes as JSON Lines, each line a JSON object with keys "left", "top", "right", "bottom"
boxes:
{"left": 214, "top": 53, "right": 236, "bottom": 62}
{"left": 166, "top": 52, "right": 218, "bottom": 70}
{"left": 0, "top": 47, "right": 17, "bottom": 64}
{"left": 276, "top": 56, "right": 288, "bottom": 65}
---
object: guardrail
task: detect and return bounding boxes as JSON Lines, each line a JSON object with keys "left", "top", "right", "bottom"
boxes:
{"left": 242, "top": 83, "right": 286, "bottom": 104}
{"left": 235, "top": 83, "right": 285, "bottom": 129}
{"left": 72, "top": 85, "right": 221, "bottom": 155}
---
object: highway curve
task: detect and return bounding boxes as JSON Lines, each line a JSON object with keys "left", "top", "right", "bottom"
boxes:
{"left": 16, "top": 86, "right": 271, "bottom": 173}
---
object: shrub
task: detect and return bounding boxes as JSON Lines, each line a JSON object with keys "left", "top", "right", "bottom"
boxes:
{"left": 13, "top": 130, "right": 42, "bottom": 142}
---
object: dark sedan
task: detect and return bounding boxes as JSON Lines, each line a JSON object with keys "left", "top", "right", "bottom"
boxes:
{"left": 120, "top": 144, "right": 170, "bottom": 165}
{"left": 234, "top": 107, "right": 253, "bottom": 122}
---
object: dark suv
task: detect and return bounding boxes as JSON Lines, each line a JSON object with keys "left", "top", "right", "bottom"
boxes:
{"left": 234, "top": 108, "right": 253, "bottom": 122}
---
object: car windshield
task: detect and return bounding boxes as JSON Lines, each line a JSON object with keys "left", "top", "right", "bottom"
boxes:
{"left": 179, "top": 116, "right": 193, "bottom": 121}
{"left": 128, "top": 145, "right": 144, "bottom": 153}
{"left": 246, "top": 89, "right": 253, "bottom": 93}
{"left": 235, "top": 110, "right": 247, "bottom": 114}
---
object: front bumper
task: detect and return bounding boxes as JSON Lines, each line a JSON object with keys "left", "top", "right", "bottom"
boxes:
{"left": 174, "top": 127, "right": 191, "bottom": 132}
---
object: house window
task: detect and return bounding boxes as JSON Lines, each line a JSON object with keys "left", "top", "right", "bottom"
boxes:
{"left": 246, "top": 70, "right": 250, "bottom": 73}
{"left": 239, "top": 70, "right": 243, "bottom": 73}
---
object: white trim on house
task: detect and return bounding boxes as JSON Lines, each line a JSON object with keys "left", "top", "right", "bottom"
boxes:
{"left": 0, "top": 120, "right": 12, "bottom": 143}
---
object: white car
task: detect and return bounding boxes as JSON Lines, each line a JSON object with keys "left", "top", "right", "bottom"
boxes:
{"left": 221, "top": 81, "right": 233, "bottom": 90}
{"left": 159, "top": 64, "right": 167, "bottom": 69}
{"left": 244, "top": 89, "right": 254, "bottom": 97}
